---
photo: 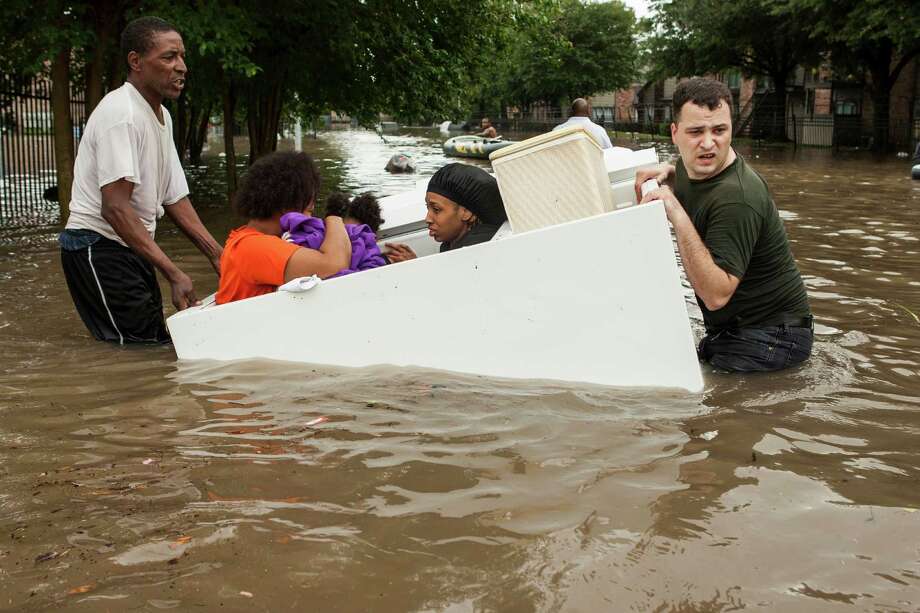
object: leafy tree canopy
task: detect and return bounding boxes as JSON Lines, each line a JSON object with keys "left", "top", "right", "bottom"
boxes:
{"left": 644, "top": 0, "right": 819, "bottom": 84}
{"left": 775, "top": 0, "right": 920, "bottom": 150}
{"left": 491, "top": 0, "right": 639, "bottom": 110}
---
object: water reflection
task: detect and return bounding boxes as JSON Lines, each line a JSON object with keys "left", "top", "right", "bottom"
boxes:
{"left": 162, "top": 360, "right": 704, "bottom": 610}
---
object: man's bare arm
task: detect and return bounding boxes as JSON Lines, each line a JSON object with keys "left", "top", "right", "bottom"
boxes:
{"left": 641, "top": 185, "right": 739, "bottom": 311}
{"left": 164, "top": 197, "right": 223, "bottom": 275}
{"left": 100, "top": 179, "right": 197, "bottom": 310}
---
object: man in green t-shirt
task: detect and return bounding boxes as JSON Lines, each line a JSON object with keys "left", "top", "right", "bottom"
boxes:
{"left": 635, "top": 77, "right": 812, "bottom": 372}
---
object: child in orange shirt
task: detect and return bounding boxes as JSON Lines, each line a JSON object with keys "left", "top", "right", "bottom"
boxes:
{"left": 216, "top": 152, "right": 352, "bottom": 304}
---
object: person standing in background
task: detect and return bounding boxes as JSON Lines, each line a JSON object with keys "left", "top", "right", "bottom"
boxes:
{"left": 553, "top": 98, "right": 613, "bottom": 149}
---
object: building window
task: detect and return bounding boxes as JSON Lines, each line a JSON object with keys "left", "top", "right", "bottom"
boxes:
{"left": 725, "top": 70, "right": 741, "bottom": 89}
{"left": 592, "top": 107, "right": 614, "bottom": 124}
{"left": 835, "top": 100, "right": 859, "bottom": 116}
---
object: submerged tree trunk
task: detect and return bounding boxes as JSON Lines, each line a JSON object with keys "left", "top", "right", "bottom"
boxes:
{"left": 86, "top": 0, "right": 118, "bottom": 115}
{"left": 865, "top": 42, "right": 895, "bottom": 153}
{"left": 51, "top": 47, "right": 75, "bottom": 223}
{"left": 85, "top": 55, "right": 104, "bottom": 117}
{"left": 859, "top": 41, "right": 920, "bottom": 153}
{"left": 222, "top": 83, "right": 238, "bottom": 201}
{"left": 769, "top": 74, "right": 789, "bottom": 142}
{"left": 869, "top": 84, "right": 891, "bottom": 152}
{"left": 107, "top": 32, "right": 123, "bottom": 92}
{"left": 173, "top": 94, "right": 189, "bottom": 163}
{"left": 246, "top": 80, "right": 284, "bottom": 164}
{"left": 188, "top": 105, "right": 210, "bottom": 166}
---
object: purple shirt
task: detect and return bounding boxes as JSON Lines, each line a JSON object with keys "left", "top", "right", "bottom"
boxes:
{"left": 279, "top": 213, "right": 387, "bottom": 277}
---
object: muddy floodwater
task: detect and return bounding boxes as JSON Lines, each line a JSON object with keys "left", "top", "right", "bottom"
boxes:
{"left": 1, "top": 128, "right": 919, "bottom": 612}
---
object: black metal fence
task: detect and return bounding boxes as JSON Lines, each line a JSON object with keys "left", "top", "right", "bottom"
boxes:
{"left": 0, "top": 74, "right": 86, "bottom": 226}
{"left": 786, "top": 115, "right": 920, "bottom": 151}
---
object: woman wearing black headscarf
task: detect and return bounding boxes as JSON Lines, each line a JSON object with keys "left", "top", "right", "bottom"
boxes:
{"left": 384, "top": 163, "right": 508, "bottom": 262}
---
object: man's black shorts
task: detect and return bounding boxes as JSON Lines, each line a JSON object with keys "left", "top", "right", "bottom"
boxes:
{"left": 60, "top": 230, "right": 170, "bottom": 344}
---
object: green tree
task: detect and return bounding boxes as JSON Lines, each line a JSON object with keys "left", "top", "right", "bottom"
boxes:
{"left": 645, "top": 0, "right": 819, "bottom": 141}
{"left": 3, "top": 0, "right": 512, "bottom": 206}
{"left": 146, "top": 0, "right": 510, "bottom": 196}
{"left": 140, "top": 0, "right": 260, "bottom": 195}
{"left": 84, "top": 0, "right": 130, "bottom": 116}
{"left": 493, "top": 0, "right": 638, "bottom": 113}
{"left": 776, "top": 0, "right": 920, "bottom": 151}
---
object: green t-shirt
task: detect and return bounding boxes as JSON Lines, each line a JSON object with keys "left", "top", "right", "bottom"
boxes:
{"left": 674, "top": 154, "right": 810, "bottom": 333}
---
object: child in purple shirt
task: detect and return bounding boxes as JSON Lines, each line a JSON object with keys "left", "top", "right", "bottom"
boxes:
{"left": 280, "top": 192, "right": 387, "bottom": 276}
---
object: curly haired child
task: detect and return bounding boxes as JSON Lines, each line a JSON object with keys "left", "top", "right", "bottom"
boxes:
{"left": 280, "top": 191, "right": 387, "bottom": 275}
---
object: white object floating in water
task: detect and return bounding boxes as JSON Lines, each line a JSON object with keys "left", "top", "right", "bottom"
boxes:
{"left": 699, "top": 430, "right": 719, "bottom": 441}
{"left": 305, "top": 416, "right": 328, "bottom": 427}
{"left": 490, "top": 127, "right": 615, "bottom": 233}
{"left": 167, "top": 202, "right": 703, "bottom": 392}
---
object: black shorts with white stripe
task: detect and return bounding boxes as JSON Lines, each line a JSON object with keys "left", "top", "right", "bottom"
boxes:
{"left": 60, "top": 231, "right": 170, "bottom": 344}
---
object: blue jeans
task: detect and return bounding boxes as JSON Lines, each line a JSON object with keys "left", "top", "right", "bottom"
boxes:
{"left": 697, "top": 323, "right": 813, "bottom": 373}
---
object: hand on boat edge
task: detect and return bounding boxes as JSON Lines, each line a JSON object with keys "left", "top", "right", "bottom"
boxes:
{"left": 383, "top": 243, "right": 418, "bottom": 263}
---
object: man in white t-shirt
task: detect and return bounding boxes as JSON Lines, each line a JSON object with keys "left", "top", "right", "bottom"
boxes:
{"left": 60, "top": 16, "right": 222, "bottom": 344}
{"left": 553, "top": 98, "right": 613, "bottom": 149}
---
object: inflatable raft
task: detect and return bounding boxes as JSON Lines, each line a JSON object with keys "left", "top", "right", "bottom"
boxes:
{"left": 168, "top": 129, "right": 703, "bottom": 392}
{"left": 442, "top": 135, "right": 515, "bottom": 159}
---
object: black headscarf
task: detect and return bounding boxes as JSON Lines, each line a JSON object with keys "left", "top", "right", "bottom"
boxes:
{"left": 427, "top": 163, "right": 508, "bottom": 226}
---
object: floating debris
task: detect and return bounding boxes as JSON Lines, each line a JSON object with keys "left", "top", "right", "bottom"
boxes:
{"left": 892, "top": 302, "right": 919, "bottom": 325}
{"left": 35, "top": 549, "right": 69, "bottom": 564}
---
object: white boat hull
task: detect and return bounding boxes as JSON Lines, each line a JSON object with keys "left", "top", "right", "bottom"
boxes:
{"left": 168, "top": 202, "right": 703, "bottom": 392}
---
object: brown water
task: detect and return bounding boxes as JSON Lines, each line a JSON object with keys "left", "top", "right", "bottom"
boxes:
{"left": 2, "top": 129, "right": 919, "bottom": 612}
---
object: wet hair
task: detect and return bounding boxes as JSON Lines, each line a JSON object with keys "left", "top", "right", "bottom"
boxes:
{"left": 234, "top": 151, "right": 321, "bottom": 220}
{"left": 672, "top": 78, "right": 733, "bottom": 122}
{"left": 347, "top": 192, "right": 384, "bottom": 233}
{"left": 324, "top": 191, "right": 350, "bottom": 217}
{"left": 121, "top": 17, "right": 178, "bottom": 67}
{"left": 325, "top": 191, "right": 384, "bottom": 233}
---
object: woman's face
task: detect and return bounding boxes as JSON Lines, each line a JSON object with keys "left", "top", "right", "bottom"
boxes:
{"left": 425, "top": 192, "right": 472, "bottom": 243}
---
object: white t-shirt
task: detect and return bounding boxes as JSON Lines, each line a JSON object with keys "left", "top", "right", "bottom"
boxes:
{"left": 67, "top": 82, "right": 189, "bottom": 245}
{"left": 553, "top": 116, "right": 613, "bottom": 149}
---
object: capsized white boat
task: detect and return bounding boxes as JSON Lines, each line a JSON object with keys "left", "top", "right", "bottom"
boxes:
{"left": 168, "top": 135, "right": 703, "bottom": 392}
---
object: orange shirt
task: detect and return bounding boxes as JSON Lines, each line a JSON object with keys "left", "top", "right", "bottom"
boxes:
{"left": 216, "top": 226, "right": 300, "bottom": 304}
